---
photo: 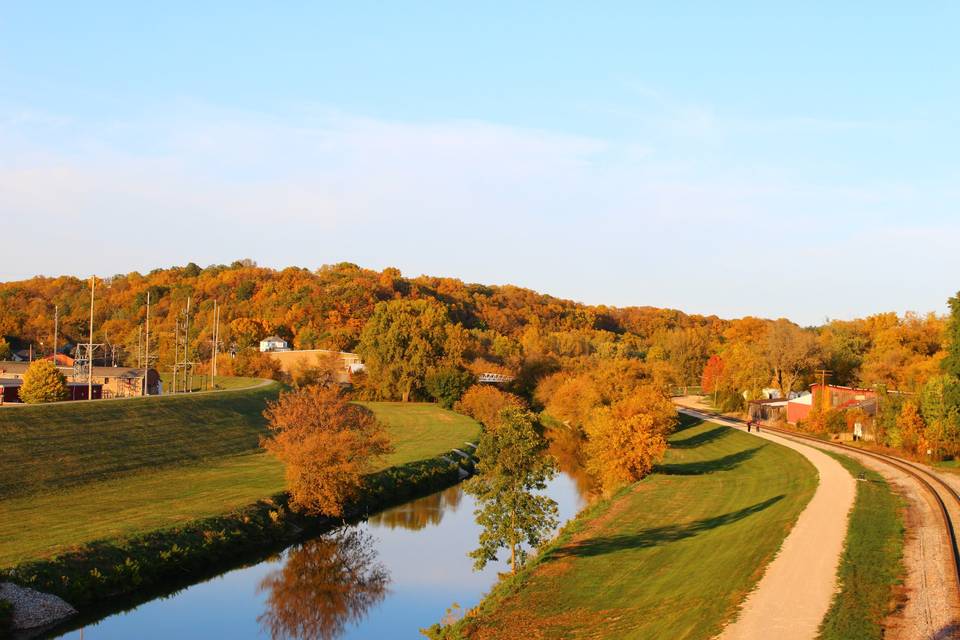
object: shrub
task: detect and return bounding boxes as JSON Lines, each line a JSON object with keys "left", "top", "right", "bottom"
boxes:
{"left": 219, "top": 350, "right": 283, "bottom": 381}
{"left": 424, "top": 367, "right": 474, "bottom": 408}
{"left": 19, "top": 360, "right": 68, "bottom": 404}
{"left": 0, "top": 598, "right": 11, "bottom": 637}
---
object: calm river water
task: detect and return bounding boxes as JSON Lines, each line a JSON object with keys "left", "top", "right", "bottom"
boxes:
{"left": 53, "top": 435, "right": 590, "bottom": 639}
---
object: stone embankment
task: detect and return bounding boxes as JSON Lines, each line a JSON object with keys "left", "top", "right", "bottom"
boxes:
{"left": 1, "top": 582, "right": 76, "bottom": 632}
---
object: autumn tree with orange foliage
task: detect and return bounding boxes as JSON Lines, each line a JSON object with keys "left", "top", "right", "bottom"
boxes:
{"left": 701, "top": 354, "right": 725, "bottom": 394}
{"left": 262, "top": 385, "right": 393, "bottom": 517}
{"left": 454, "top": 384, "right": 525, "bottom": 429}
{"left": 583, "top": 387, "right": 676, "bottom": 494}
{"left": 257, "top": 529, "right": 389, "bottom": 640}
{"left": 897, "top": 400, "right": 927, "bottom": 454}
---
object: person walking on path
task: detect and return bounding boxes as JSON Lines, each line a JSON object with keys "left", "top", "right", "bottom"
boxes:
{"left": 747, "top": 420, "right": 753, "bottom": 432}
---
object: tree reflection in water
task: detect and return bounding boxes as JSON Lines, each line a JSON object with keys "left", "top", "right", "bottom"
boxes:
{"left": 257, "top": 529, "right": 390, "bottom": 640}
{"left": 546, "top": 426, "right": 595, "bottom": 501}
{"left": 367, "top": 484, "right": 463, "bottom": 531}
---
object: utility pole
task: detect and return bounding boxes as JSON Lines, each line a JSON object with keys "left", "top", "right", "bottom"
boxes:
{"left": 210, "top": 300, "right": 219, "bottom": 390}
{"left": 172, "top": 317, "right": 180, "bottom": 395}
{"left": 53, "top": 305, "right": 58, "bottom": 363}
{"left": 88, "top": 276, "right": 95, "bottom": 401}
{"left": 815, "top": 369, "right": 832, "bottom": 412}
{"left": 142, "top": 291, "right": 151, "bottom": 396}
{"left": 184, "top": 298, "right": 192, "bottom": 392}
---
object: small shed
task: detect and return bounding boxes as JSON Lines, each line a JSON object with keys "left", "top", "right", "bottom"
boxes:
{"left": 748, "top": 398, "right": 788, "bottom": 423}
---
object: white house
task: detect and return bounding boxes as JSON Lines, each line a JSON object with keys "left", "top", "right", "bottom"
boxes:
{"left": 259, "top": 336, "right": 289, "bottom": 352}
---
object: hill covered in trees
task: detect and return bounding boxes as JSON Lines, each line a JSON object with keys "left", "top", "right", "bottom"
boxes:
{"left": 0, "top": 260, "right": 949, "bottom": 403}
{"left": 0, "top": 261, "right": 720, "bottom": 381}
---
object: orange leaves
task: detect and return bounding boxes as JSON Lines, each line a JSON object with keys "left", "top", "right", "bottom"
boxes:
{"left": 583, "top": 387, "right": 676, "bottom": 494}
{"left": 261, "top": 385, "right": 393, "bottom": 517}
{"left": 454, "top": 385, "right": 525, "bottom": 429}
{"left": 701, "top": 355, "right": 725, "bottom": 394}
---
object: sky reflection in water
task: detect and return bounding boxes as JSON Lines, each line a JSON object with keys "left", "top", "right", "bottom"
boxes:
{"left": 56, "top": 445, "right": 588, "bottom": 640}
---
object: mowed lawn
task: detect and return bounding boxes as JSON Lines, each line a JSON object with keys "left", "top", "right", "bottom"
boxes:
{"left": 0, "top": 381, "right": 281, "bottom": 499}
{"left": 157, "top": 373, "right": 264, "bottom": 393}
{"left": 463, "top": 418, "right": 818, "bottom": 640}
{"left": 0, "top": 399, "right": 479, "bottom": 567}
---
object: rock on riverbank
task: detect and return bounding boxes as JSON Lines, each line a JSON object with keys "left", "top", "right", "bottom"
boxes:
{"left": 0, "top": 582, "right": 76, "bottom": 631}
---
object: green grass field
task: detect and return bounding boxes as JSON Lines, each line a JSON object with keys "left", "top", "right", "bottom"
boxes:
{"left": 157, "top": 373, "right": 263, "bottom": 392}
{"left": 818, "top": 453, "right": 904, "bottom": 640}
{"left": 0, "top": 382, "right": 281, "bottom": 499}
{"left": 457, "top": 417, "right": 818, "bottom": 640}
{"left": 0, "top": 399, "right": 479, "bottom": 567}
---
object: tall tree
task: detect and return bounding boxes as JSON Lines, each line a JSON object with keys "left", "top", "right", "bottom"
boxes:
{"left": 942, "top": 291, "right": 960, "bottom": 378}
{"left": 357, "top": 299, "right": 453, "bottom": 401}
{"left": 19, "top": 360, "right": 68, "bottom": 404}
{"left": 261, "top": 385, "right": 393, "bottom": 516}
{"left": 466, "top": 407, "right": 559, "bottom": 574}
{"left": 765, "top": 319, "right": 820, "bottom": 399}
{"left": 701, "top": 355, "right": 725, "bottom": 395}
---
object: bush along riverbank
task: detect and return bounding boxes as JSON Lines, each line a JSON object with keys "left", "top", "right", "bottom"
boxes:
{"left": 0, "top": 598, "right": 12, "bottom": 639}
{"left": 0, "top": 452, "right": 472, "bottom": 623}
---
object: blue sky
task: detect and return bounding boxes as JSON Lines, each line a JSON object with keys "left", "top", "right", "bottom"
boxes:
{"left": 2, "top": 3, "right": 958, "bottom": 324}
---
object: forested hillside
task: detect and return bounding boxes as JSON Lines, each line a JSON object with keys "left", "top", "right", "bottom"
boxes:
{"left": 0, "top": 260, "right": 950, "bottom": 404}
{"left": 0, "top": 261, "right": 720, "bottom": 382}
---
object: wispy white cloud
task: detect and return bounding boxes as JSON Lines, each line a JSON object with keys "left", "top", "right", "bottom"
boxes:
{"left": 0, "top": 102, "right": 956, "bottom": 324}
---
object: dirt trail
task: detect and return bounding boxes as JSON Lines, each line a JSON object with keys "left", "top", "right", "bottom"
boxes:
{"left": 677, "top": 407, "right": 856, "bottom": 640}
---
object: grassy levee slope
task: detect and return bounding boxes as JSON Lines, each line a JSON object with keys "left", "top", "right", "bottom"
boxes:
{"left": 0, "top": 381, "right": 281, "bottom": 499}
{"left": 158, "top": 373, "right": 263, "bottom": 392}
{"left": 0, "top": 398, "right": 479, "bottom": 567}
{"left": 457, "top": 417, "right": 818, "bottom": 640}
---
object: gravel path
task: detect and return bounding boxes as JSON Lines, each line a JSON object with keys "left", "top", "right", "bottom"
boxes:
{"left": 0, "top": 582, "right": 76, "bottom": 630}
{"left": 677, "top": 407, "right": 856, "bottom": 640}
{"left": 676, "top": 398, "right": 960, "bottom": 639}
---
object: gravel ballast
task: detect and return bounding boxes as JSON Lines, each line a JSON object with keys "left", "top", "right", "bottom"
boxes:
{"left": 0, "top": 582, "right": 76, "bottom": 630}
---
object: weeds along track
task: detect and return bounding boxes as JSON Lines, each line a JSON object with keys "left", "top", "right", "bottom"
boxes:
{"left": 763, "top": 424, "right": 960, "bottom": 593}
{"left": 678, "top": 406, "right": 960, "bottom": 598}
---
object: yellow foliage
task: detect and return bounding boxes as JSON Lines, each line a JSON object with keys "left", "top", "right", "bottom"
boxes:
{"left": 584, "top": 387, "right": 676, "bottom": 494}
{"left": 19, "top": 360, "right": 68, "bottom": 404}
{"left": 261, "top": 385, "right": 393, "bottom": 517}
{"left": 454, "top": 385, "right": 525, "bottom": 429}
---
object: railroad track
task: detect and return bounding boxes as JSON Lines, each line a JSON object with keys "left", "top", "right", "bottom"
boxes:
{"left": 678, "top": 406, "right": 960, "bottom": 594}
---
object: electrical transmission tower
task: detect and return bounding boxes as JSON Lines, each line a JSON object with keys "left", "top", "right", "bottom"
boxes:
{"left": 169, "top": 298, "right": 199, "bottom": 393}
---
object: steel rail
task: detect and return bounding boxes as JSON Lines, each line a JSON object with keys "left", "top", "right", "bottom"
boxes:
{"left": 679, "top": 407, "right": 960, "bottom": 592}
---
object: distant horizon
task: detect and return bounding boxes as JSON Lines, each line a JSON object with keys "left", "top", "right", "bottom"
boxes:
{"left": 0, "top": 258, "right": 950, "bottom": 328}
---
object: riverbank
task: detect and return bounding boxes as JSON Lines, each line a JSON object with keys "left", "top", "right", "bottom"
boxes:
{"left": 2, "top": 452, "right": 473, "bottom": 634}
{"left": 427, "top": 416, "right": 818, "bottom": 640}
{"left": 0, "top": 399, "right": 479, "bottom": 567}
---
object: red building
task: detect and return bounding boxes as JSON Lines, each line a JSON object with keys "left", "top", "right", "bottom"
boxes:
{"left": 0, "top": 379, "right": 102, "bottom": 403}
{"left": 787, "top": 384, "right": 877, "bottom": 424}
{"left": 0, "top": 379, "right": 23, "bottom": 404}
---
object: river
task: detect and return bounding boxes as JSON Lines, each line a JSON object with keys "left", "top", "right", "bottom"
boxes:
{"left": 51, "top": 432, "right": 590, "bottom": 639}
